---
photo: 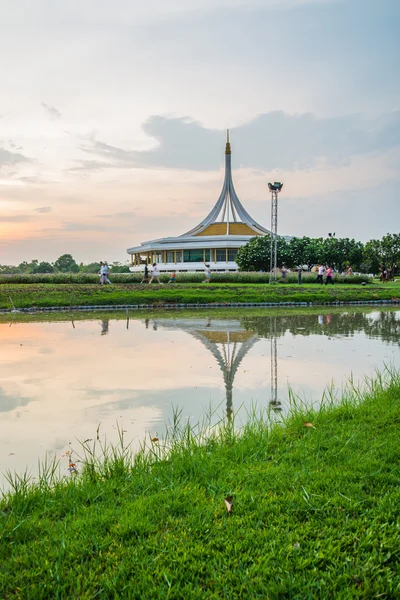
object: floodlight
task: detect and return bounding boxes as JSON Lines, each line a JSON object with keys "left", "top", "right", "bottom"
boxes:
{"left": 268, "top": 182, "right": 283, "bottom": 192}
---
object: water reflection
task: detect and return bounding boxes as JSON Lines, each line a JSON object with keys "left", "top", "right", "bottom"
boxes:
{"left": 238, "top": 310, "right": 400, "bottom": 344}
{"left": 153, "top": 319, "right": 258, "bottom": 420}
{"left": 142, "top": 310, "right": 400, "bottom": 417}
{"left": 0, "top": 309, "right": 398, "bottom": 488}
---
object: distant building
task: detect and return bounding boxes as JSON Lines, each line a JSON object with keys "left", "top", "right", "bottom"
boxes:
{"left": 127, "top": 131, "right": 271, "bottom": 272}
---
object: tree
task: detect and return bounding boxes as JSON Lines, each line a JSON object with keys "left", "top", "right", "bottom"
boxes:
{"left": 236, "top": 235, "right": 290, "bottom": 272}
{"left": 32, "top": 261, "right": 54, "bottom": 274}
{"left": 363, "top": 239, "right": 383, "bottom": 275}
{"left": 109, "top": 261, "right": 130, "bottom": 273}
{"left": 287, "top": 237, "right": 324, "bottom": 271}
{"left": 54, "top": 254, "right": 79, "bottom": 273}
{"left": 79, "top": 262, "right": 101, "bottom": 273}
{"left": 380, "top": 233, "right": 400, "bottom": 275}
{"left": 17, "top": 260, "right": 39, "bottom": 273}
{"left": 321, "top": 238, "right": 364, "bottom": 272}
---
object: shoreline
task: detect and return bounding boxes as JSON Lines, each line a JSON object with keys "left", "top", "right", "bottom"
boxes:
{"left": 0, "top": 282, "right": 399, "bottom": 312}
{"left": 1, "top": 297, "right": 399, "bottom": 314}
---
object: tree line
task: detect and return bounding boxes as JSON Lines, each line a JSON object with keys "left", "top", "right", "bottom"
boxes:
{"left": 236, "top": 233, "right": 400, "bottom": 274}
{"left": 1, "top": 233, "right": 399, "bottom": 275}
{"left": 0, "top": 254, "right": 131, "bottom": 275}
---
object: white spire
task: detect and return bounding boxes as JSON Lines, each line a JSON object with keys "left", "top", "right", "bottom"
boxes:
{"left": 181, "top": 131, "right": 270, "bottom": 237}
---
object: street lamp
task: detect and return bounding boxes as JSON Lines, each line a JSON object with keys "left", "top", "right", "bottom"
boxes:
{"left": 268, "top": 182, "right": 283, "bottom": 283}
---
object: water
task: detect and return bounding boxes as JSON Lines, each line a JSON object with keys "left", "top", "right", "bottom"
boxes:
{"left": 0, "top": 308, "right": 399, "bottom": 489}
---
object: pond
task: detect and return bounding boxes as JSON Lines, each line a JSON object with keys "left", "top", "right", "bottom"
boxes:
{"left": 0, "top": 308, "right": 399, "bottom": 489}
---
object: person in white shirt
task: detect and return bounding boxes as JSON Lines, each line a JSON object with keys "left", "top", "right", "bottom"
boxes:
{"left": 204, "top": 263, "right": 211, "bottom": 283}
{"left": 317, "top": 264, "right": 325, "bottom": 284}
{"left": 149, "top": 263, "right": 162, "bottom": 284}
{"left": 101, "top": 261, "right": 112, "bottom": 285}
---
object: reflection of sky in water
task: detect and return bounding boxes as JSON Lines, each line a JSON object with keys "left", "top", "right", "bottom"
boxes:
{"left": 0, "top": 310, "right": 399, "bottom": 489}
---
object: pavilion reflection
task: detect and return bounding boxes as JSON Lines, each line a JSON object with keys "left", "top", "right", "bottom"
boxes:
{"left": 146, "top": 318, "right": 282, "bottom": 418}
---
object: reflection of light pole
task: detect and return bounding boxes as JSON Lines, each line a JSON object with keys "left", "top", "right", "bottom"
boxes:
{"left": 268, "top": 182, "right": 283, "bottom": 283}
{"left": 270, "top": 316, "right": 282, "bottom": 411}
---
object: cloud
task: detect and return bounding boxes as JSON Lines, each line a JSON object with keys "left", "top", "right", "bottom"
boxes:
{"left": 77, "top": 110, "right": 400, "bottom": 172}
{"left": 0, "top": 215, "right": 33, "bottom": 223}
{"left": 0, "top": 147, "right": 31, "bottom": 168}
{"left": 66, "top": 160, "right": 118, "bottom": 172}
{"left": 35, "top": 206, "right": 52, "bottom": 213}
{"left": 18, "top": 176, "right": 51, "bottom": 184}
{"left": 41, "top": 102, "right": 62, "bottom": 120}
{"left": 0, "top": 389, "right": 31, "bottom": 413}
{"left": 60, "top": 221, "right": 131, "bottom": 233}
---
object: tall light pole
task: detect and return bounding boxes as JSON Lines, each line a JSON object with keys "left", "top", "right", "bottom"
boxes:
{"left": 268, "top": 182, "right": 283, "bottom": 283}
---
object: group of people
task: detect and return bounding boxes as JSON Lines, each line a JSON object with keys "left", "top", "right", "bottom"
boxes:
{"left": 141, "top": 263, "right": 163, "bottom": 284}
{"left": 140, "top": 262, "right": 212, "bottom": 284}
{"left": 316, "top": 264, "right": 335, "bottom": 284}
{"left": 379, "top": 264, "right": 393, "bottom": 283}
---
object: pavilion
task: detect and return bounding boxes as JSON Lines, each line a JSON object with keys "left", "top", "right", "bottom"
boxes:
{"left": 127, "top": 131, "right": 271, "bottom": 272}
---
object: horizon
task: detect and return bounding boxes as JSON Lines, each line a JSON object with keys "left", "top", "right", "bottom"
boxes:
{"left": 1, "top": 0, "right": 399, "bottom": 266}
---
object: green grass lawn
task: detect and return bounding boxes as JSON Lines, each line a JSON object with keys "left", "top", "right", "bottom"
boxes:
{"left": 1, "top": 372, "right": 400, "bottom": 598}
{"left": 1, "top": 281, "right": 400, "bottom": 310}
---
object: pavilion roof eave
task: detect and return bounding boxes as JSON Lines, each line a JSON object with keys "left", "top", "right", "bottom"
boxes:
{"left": 127, "top": 236, "right": 257, "bottom": 254}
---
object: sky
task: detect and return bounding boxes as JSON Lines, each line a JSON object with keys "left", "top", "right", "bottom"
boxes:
{"left": 0, "top": 0, "right": 399, "bottom": 265}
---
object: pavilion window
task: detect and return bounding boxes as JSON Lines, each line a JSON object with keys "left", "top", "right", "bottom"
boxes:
{"left": 166, "top": 251, "right": 174, "bottom": 263}
{"left": 204, "top": 249, "right": 210, "bottom": 262}
{"left": 228, "top": 249, "right": 238, "bottom": 261}
{"left": 175, "top": 251, "right": 183, "bottom": 263}
{"left": 216, "top": 249, "right": 226, "bottom": 262}
{"left": 184, "top": 250, "right": 204, "bottom": 262}
{"left": 156, "top": 252, "right": 162, "bottom": 263}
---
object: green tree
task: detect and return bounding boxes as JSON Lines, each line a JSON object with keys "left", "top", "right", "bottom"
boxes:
{"left": 79, "top": 262, "right": 101, "bottom": 274}
{"left": 321, "top": 238, "right": 364, "bottom": 272}
{"left": 0, "top": 264, "right": 19, "bottom": 274}
{"left": 32, "top": 261, "right": 54, "bottom": 274}
{"left": 287, "top": 237, "right": 324, "bottom": 271}
{"left": 236, "top": 235, "right": 290, "bottom": 272}
{"left": 380, "top": 233, "right": 400, "bottom": 275}
{"left": 54, "top": 254, "right": 79, "bottom": 273}
{"left": 109, "top": 261, "right": 130, "bottom": 273}
{"left": 363, "top": 239, "right": 383, "bottom": 274}
{"left": 16, "top": 260, "right": 39, "bottom": 273}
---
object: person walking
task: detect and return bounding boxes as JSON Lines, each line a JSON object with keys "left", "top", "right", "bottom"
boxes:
{"left": 149, "top": 263, "right": 162, "bottom": 284}
{"left": 317, "top": 264, "right": 325, "bottom": 284}
{"left": 102, "top": 261, "right": 112, "bottom": 285}
{"left": 141, "top": 263, "right": 150, "bottom": 284}
{"left": 204, "top": 263, "right": 211, "bottom": 283}
{"left": 325, "top": 265, "right": 334, "bottom": 285}
{"left": 98, "top": 261, "right": 104, "bottom": 284}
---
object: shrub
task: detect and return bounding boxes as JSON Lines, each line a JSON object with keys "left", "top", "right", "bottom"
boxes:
{"left": 0, "top": 271, "right": 372, "bottom": 285}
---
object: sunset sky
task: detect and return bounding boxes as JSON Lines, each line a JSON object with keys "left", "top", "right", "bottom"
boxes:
{"left": 0, "top": 0, "right": 399, "bottom": 265}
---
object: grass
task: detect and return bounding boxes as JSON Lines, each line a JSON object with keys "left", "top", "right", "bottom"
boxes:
{"left": 1, "top": 281, "right": 400, "bottom": 310}
{"left": 1, "top": 371, "right": 400, "bottom": 598}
